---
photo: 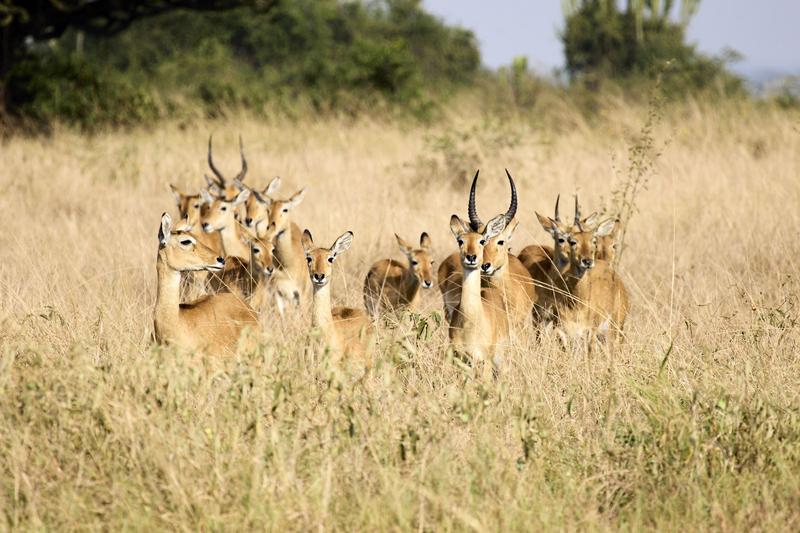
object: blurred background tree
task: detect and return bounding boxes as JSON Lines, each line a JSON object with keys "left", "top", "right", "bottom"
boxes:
{"left": 1, "top": 0, "right": 480, "bottom": 129}
{"left": 561, "top": 0, "right": 743, "bottom": 96}
{"left": 0, "top": 0, "right": 753, "bottom": 132}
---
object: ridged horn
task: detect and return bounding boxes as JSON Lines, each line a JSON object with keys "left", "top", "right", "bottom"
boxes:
{"left": 207, "top": 135, "right": 225, "bottom": 186}
{"left": 504, "top": 168, "right": 518, "bottom": 223}
{"left": 574, "top": 195, "right": 583, "bottom": 231}
{"left": 467, "top": 170, "right": 482, "bottom": 231}
{"left": 554, "top": 194, "right": 561, "bottom": 222}
{"left": 234, "top": 135, "right": 248, "bottom": 182}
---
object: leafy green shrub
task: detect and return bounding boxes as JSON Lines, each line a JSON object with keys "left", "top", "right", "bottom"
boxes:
{"left": 5, "top": 52, "right": 160, "bottom": 131}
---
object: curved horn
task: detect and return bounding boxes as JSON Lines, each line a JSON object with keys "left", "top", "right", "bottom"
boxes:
{"left": 207, "top": 135, "right": 225, "bottom": 186}
{"left": 467, "top": 170, "right": 482, "bottom": 231}
{"left": 504, "top": 168, "right": 518, "bottom": 223}
{"left": 554, "top": 194, "right": 561, "bottom": 222}
{"left": 234, "top": 134, "right": 248, "bottom": 182}
{"left": 574, "top": 195, "right": 583, "bottom": 231}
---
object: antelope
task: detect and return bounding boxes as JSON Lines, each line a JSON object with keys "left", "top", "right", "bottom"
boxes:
{"left": 302, "top": 229, "right": 375, "bottom": 366}
{"left": 520, "top": 198, "right": 622, "bottom": 325}
{"left": 438, "top": 170, "right": 518, "bottom": 324}
{"left": 479, "top": 218, "right": 537, "bottom": 327}
{"left": 363, "top": 233, "right": 435, "bottom": 318}
{"left": 448, "top": 213, "right": 510, "bottom": 375}
{"left": 518, "top": 195, "right": 567, "bottom": 325}
{"left": 153, "top": 213, "right": 258, "bottom": 356}
{"left": 168, "top": 183, "right": 223, "bottom": 300}
{"left": 242, "top": 176, "right": 281, "bottom": 238}
{"left": 536, "top": 199, "right": 629, "bottom": 351}
{"left": 200, "top": 188, "right": 257, "bottom": 298}
{"left": 247, "top": 234, "right": 277, "bottom": 313}
{"left": 258, "top": 188, "right": 312, "bottom": 315}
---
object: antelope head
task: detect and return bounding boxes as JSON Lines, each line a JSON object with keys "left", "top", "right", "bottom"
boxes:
{"left": 396, "top": 232, "right": 435, "bottom": 289}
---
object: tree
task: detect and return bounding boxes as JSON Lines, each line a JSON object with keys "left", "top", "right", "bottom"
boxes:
{"left": 0, "top": 1, "right": 277, "bottom": 76}
{"left": 560, "top": 0, "right": 740, "bottom": 95}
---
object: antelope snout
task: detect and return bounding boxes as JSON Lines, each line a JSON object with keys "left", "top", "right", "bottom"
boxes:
{"left": 202, "top": 223, "right": 212, "bottom": 233}
{"left": 312, "top": 272, "right": 326, "bottom": 285}
{"left": 264, "top": 265, "right": 274, "bottom": 275}
{"left": 422, "top": 279, "right": 433, "bottom": 289}
{"left": 216, "top": 257, "right": 225, "bottom": 266}
{"left": 581, "top": 258, "right": 594, "bottom": 269}
{"left": 481, "top": 262, "right": 492, "bottom": 273}
{"left": 464, "top": 254, "right": 478, "bottom": 266}
{"left": 245, "top": 217, "right": 253, "bottom": 226}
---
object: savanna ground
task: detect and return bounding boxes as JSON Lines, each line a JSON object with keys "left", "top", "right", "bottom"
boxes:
{"left": 1, "top": 98, "right": 800, "bottom": 530}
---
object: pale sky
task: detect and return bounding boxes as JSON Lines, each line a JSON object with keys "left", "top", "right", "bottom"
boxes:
{"left": 423, "top": 1, "right": 800, "bottom": 78}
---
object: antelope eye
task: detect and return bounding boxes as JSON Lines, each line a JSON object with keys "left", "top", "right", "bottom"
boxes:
{"left": 558, "top": 237, "right": 565, "bottom": 244}
{"left": 306, "top": 256, "right": 312, "bottom": 263}
{"left": 457, "top": 239, "right": 464, "bottom": 246}
{"left": 180, "top": 239, "right": 193, "bottom": 246}
{"left": 479, "top": 239, "right": 486, "bottom": 246}
{"left": 282, "top": 208, "right": 288, "bottom": 213}
{"left": 430, "top": 260, "right": 434, "bottom": 265}
{"left": 569, "top": 240, "right": 577, "bottom": 246}
{"left": 327, "top": 257, "right": 334, "bottom": 263}
{"left": 220, "top": 206, "right": 227, "bottom": 211}
{"left": 497, "top": 240, "right": 505, "bottom": 246}
{"left": 411, "top": 260, "right": 419, "bottom": 266}
{"left": 193, "top": 204, "right": 199, "bottom": 209}
{"left": 252, "top": 248, "right": 260, "bottom": 255}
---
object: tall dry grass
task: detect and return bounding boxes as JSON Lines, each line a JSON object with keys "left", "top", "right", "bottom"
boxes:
{"left": 1, "top": 100, "right": 800, "bottom": 530}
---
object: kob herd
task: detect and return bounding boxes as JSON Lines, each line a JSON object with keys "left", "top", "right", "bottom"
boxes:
{"left": 154, "top": 136, "right": 629, "bottom": 376}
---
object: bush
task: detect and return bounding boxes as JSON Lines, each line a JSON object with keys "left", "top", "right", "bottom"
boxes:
{"left": 2, "top": 0, "right": 479, "bottom": 129}
{"left": 5, "top": 52, "right": 160, "bottom": 131}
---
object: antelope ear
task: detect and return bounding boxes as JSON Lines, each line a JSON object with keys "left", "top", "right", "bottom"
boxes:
{"left": 395, "top": 234, "right": 413, "bottom": 254}
{"left": 265, "top": 176, "right": 281, "bottom": 196}
{"left": 419, "top": 232, "right": 432, "bottom": 250}
{"left": 609, "top": 219, "right": 621, "bottom": 238}
{"left": 331, "top": 231, "right": 354, "bottom": 256}
{"left": 595, "top": 218, "right": 617, "bottom": 237}
{"left": 450, "top": 215, "right": 468, "bottom": 239}
{"left": 207, "top": 183, "right": 222, "bottom": 198}
{"left": 287, "top": 188, "right": 306, "bottom": 209}
{"left": 583, "top": 212, "right": 600, "bottom": 228}
{"left": 169, "top": 184, "right": 181, "bottom": 205}
{"left": 254, "top": 190, "right": 271, "bottom": 205}
{"left": 200, "top": 189, "right": 214, "bottom": 205}
{"left": 301, "top": 229, "right": 314, "bottom": 253}
{"left": 536, "top": 212, "right": 557, "bottom": 235}
{"left": 483, "top": 214, "right": 506, "bottom": 240}
{"left": 203, "top": 174, "right": 217, "bottom": 188}
{"left": 159, "top": 213, "right": 172, "bottom": 247}
{"left": 503, "top": 219, "right": 519, "bottom": 242}
{"left": 175, "top": 219, "right": 193, "bottom": 233}
{"left": 234, "top": 188, "right": 250, "bottom": 206}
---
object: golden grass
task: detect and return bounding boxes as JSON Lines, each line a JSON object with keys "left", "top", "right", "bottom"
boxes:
{"left": 1, "top": 100, "right": 800, "bottom": 530}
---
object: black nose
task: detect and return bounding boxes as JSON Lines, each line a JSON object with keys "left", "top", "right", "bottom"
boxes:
{"left": 481, "top": 262, "right": 491, "bottom": 272}
{"left": 465, "top": 254, "right": 477, "bottom": 263}
{"left": 423, "top": 280, "right": 432, "bottom": 288}
{"left": 245, "top": 217, "right": 252, "bottom": 225}
{"left": 216, "top": 257, "right": 225, "bottom": 265}
{"left": 313, "top": 273, "right": 325, "bottom": 282}
{"left": 581, "top": 258, "right": 593, "bottom": 268}
{"left": 266, "top": 266, "right": 274, "bottom": 274}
